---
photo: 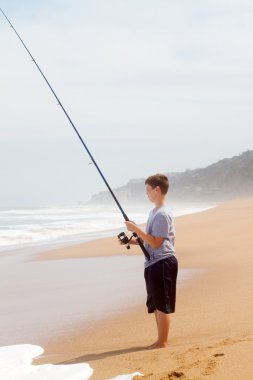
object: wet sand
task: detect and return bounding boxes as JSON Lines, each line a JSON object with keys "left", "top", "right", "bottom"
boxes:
{"left": 30, "top": 198, "right": 253, "bottom": 379}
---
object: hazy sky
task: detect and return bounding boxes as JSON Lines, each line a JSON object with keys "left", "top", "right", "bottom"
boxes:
{"left": 1, "top": 0, "right": 253, "bottom": 206}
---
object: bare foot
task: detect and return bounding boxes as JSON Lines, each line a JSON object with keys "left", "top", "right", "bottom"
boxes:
{"left": 146, "top": 341, "right": 158, "bottom": 349}
{"left": 146, "top": 341, "right": 169, "bottom": 349}
{"left": 156, "top": 342, "right": 169, "bottom": 348}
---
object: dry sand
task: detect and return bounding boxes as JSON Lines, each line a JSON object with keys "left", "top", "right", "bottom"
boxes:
{"left": 33, "top": 198, "right": 253, "bottom": 379}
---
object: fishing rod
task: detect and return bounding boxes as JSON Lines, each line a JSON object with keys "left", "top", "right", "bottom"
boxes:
{"left": 0, "top": 7, "right": 150, "bottom": 260}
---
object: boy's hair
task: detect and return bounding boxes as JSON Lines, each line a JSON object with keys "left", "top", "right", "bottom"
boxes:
{"left": 145, "top": 174, "right": 169, "bottom": 195}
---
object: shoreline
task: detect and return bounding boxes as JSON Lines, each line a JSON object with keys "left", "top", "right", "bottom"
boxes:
{"left": 0, "top": 202, "right": 217, "bottom": 257}
{"left": 31, "top": 206, "right": 218, "bottom": 262}
{"left": 30, "top": 197, "right": 253, "bottom": 379}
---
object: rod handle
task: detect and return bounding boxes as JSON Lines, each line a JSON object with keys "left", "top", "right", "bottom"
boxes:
{"left": 133, "top": 232, "right": 150, "bottom": 260}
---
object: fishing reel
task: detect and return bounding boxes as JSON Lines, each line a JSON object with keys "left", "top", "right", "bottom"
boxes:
{"left": 117, "top": 231, "right": 136, "bottom": 250}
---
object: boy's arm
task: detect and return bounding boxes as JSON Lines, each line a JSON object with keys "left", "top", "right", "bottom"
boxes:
{"left": 125, "top": 222, "right": 164, "bottom": 249}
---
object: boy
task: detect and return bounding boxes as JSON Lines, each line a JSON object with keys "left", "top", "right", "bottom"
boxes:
{"left": 124, "top": 174, "right": 178, "bottom": 349}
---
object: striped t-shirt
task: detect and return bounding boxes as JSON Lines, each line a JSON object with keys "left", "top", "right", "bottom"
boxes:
{"left": 144, "top": 205, "right": 175, "bottom": 268}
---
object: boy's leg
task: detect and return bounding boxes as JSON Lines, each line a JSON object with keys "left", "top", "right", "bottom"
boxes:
{"left": 147, "top": 310, "right": 159, "bottom": 348}
{"left": 145, "top": 257, "right": 177, "bottom": 349}
{"left": 156, "top": 309, "right": 170, "bottom": 347}
{"left": 147, "top": 309, "right": 170, "bottom": 349}
{"left": 155, "top": 309, "right": 158, "bottom": 328}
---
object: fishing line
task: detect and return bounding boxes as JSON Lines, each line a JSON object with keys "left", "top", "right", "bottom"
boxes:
{"left": 0, "top": 7, "right": 150, "bottom": 260}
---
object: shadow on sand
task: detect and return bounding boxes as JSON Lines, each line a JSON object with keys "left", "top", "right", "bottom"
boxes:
{"left": 57, "top": 345, "right": 148, "bottom": 364}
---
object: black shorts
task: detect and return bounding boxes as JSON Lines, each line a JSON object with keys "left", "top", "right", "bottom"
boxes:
{"left": 144, "top": 255, "right": 178, "bottom": 314}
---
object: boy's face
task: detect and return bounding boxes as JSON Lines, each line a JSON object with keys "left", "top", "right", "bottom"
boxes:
{"left": 145, "top": 184, "right": 160, "bottom": 203}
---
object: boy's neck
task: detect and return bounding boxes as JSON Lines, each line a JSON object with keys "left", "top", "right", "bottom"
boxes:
{"left": 154, "top": 198, "right": 167, "bottom": 209}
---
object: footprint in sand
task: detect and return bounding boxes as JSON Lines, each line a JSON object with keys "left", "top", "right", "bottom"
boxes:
{"left": 164, "top": 371, "right": 187, "bottom": 379}
{"left": 186, "top": 346, "right": 201, "bottom": 354}
{"left": 171, "top": 342, "right": 227, "bottom": 378}
{"left": 172, "top": 346, "right": 201, "bottom": 365}
{"left": 201, "top": 359, "right": 217, "bottom": 376}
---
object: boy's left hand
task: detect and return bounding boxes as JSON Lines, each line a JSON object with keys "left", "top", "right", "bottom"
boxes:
{"left": 125, "top": 221, "right": 137, "bottom": 233}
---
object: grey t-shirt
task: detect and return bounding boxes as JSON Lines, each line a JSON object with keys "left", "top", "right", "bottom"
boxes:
{"left": 144, "top": 206, "right": 175, "bottom": 268}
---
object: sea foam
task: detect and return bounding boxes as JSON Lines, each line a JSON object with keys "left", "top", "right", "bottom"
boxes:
{"left": 0, "top": 344, "right": 143, "bottom": 380}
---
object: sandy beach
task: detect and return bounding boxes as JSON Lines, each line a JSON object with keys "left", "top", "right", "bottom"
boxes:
{"left": 30, "top": 198, "right": 253, "bottom": 379}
